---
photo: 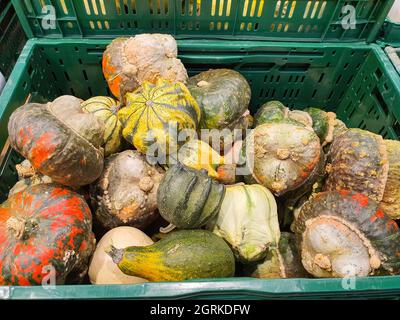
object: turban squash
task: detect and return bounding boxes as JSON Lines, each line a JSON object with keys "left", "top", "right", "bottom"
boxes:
{"left": 0, "top": 184, "right": 95, "bottom": 285}
{"left": 294, "top": 190, "right": 400, "bottom": 277}
{"left": 102, "top": 34, "right": 188, "bottom": 101}
{"left": 90, "top": 150, "right": 164, "bottom": 231}
{"left": 245, "top": 120, "right": 321, "bottom": 196}
{"left": 8, "top": 95, "right": 104, "bottom": 187}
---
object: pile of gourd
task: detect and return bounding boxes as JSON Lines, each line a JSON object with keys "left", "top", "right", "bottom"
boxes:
{"left": 1, "top": 34, "right": 400, "bottom": 286}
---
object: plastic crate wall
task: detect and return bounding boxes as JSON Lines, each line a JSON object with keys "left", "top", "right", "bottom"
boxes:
{"left": 0, "top": 1, "right": 27, "bottom": 79}
{"left": 11, "top": 0, "right": 394, "bottom": 42}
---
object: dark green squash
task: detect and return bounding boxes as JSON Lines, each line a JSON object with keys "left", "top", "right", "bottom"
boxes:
{"left": 107, "top": 229, "right": 235, "bottom": 281}
{"left": 157, "top": 163, "right": 225, "bottom": 229}
{"left": 8, "top": 96, "right": 104, "bottom": 187}
{"left": 243, "top": 232, "right": 310, "bottom": 279}
{"left": 187, "top": 69, "right": 251, "bottom": 130}
{"left": 294, "top": 190, "right": 400, "bottom": 277}
{"left": 325, "top": 128, "right": 389, "bottom": 202}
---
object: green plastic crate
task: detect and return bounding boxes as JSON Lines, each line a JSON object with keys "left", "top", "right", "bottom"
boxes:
{"left": 381, "top": 18, "right": 400, "bottom": 46}
{"left": 386, "top": 46, "right": 400, "bottom": 75}
{"left": 0, "top": 1, "right": 27, "bottom": 80}
{"left": 11, "top": 0, "right": 394, "bottom": 43}
{"left": 0, "top": 38, "right": 400, "bottom": 299}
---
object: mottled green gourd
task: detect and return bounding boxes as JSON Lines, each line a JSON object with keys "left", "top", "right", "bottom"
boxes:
{"left": 81, "top": 96, "right": 123, "bottom": 156}
{"left": 304, "top": 108, "right": 337, "bottom": 146}
{"left": 243, "top": 232, "right": 310, "bottom": 279}
{"left": 326, "top": 128, "right": 389, "bottom": 202}
{"left": 157, "top": 163, "right": 226, "bottom": 229}
{"left": 207, "top": 184, "right": 280, "bottom": 263}
{"left": 294, "top": 191, "right": 400, "bottom": 277}
{"left": 381, "top": 140, "right": 400, "bottom": 219}
{"left": 107, "top": 229, "right": 235, "bottom": 282}
{"left": 245, "top": 121, "right": 321, "bottom": 196}
{"left": 187, "top": 69, "right": 251, "bottom": 130}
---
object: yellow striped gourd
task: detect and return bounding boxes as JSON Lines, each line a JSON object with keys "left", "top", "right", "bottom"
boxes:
{"left": 118, "top": 78, "right": 201, "bottom": 155}
{"left": 81, "top": 96, "right": 123, "bottom": 156}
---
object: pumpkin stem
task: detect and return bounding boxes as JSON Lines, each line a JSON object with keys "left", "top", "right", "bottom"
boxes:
{"left": 105, "top": 245, "right": 124, "bottom": 265}
{"left": 6, "top": 217, "right": 27, "bottom": 240}
{"left": 159, "top": 223, "right": 176, "bottom": 234}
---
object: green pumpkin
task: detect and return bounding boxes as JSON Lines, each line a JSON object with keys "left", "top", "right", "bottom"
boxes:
{"left": 294, "top": 190, "right": 400, "bottom": 277}
{"left": 245, "top": 121, "right": 321, "bottom": 196}
{"left": 81, "top": 96, "right": 123, "bottom": 156}
{"left": 157, "top": 163, "right": 226, "bottom": 229}
{"left": 187, "top": 69, "right": 251, "bottom": 130}
{"left": 254, "top": 101, "right": 287, "bottom": 126}
{"left": 118, "top": 78, "right": 201, "bottom": 156}
{"left": 304, "top": 108, "right": 337, "bottom": 146}
{"left": 107, "top": 229, "right": 235, "bottom": 281}
{"left": 254, "top": 101, "right": 312, "bottom": 127}
{"left": 326, "top": 128, "right": 389, "bottom": 202}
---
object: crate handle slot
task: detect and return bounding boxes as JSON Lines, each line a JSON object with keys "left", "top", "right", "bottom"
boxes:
{"left": 279, "top": 63, "right": 310, "bottom": 72}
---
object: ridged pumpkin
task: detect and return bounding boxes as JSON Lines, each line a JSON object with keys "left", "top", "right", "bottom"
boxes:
{"left": 187, "top": 69, "right": 251, "bottom": 130}
{"left": 294, "top": 190, "right": 400, "bottom": 277}
{"left": 102, "top": 34, "right": 188, "bottom": 101}
{"left": 118, "top": 78, "right": 201, "bottom": 156}
{"left": 81, "top": 96, "right": 123, "bottom": 156}
{"left": 325, "top": 128, "right": 389, "bottom": 202}
{"left": 8, "top": 96, "right": 104, "bottom": 187}
{"left": 157, "top": 163, "right": 226, "bottom": 229}
{"left": 90, "top": 150, "right": 164, "bottom": 231}
{"left": 0, "top": 184, "right": 96, "bottom": 285}
{"left": 245, "top": 121, "right": 321, "bottom": 196}
{"left": 207, "top": 184, "right": 280, "bottom": 263}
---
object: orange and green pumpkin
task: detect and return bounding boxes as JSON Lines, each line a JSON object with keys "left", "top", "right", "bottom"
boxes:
{"left": 8, "top": 96, "right": 104, "bottom": 187}
{"left": 0, "top": 184, "right": 96, "bottom": 285}
{"left": 118, "top": 78, "right": 201, "bottom": 156}
{"left": 81, "top": 96, "right": 123, "bottom": 156}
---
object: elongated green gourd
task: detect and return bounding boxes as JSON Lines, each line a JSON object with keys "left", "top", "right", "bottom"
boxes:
{"left": 107, "top": 230, "right": 235, "bottom": 281}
